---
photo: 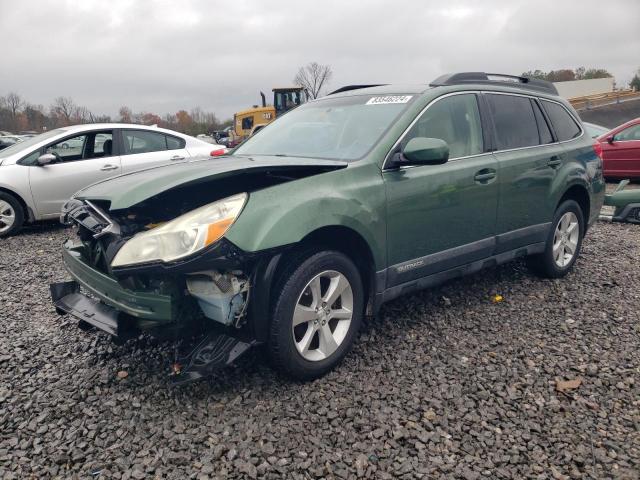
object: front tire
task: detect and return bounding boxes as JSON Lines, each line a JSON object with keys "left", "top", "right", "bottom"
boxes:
{"left": 0, "top": 192, "right": 24, "bottom": 237}
{"left": 527, "top": 200, "right": 584, "bottom": 278}
{"left": 269, "top": 250, "right": 363, "bottom": 380}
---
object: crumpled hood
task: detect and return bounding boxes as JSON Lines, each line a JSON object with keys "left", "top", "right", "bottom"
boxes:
{"left": 74, "top": 155, "right": 348, "bottom": 210}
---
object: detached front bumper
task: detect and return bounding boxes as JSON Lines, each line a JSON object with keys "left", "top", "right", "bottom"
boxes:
{"left": 51, "top": 241, "right": 175, "bottom": 336}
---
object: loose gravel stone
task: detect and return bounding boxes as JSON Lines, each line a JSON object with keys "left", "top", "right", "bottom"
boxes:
{"left": 0, "top": 204, "right": 639, "bottom": 478}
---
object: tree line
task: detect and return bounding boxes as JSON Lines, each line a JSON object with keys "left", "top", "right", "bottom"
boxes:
{"left": 522, "top": 67, "right": 612, "bottom": 83}
{"left": 0, "top": 93, "right": 230, "bottom": 135}
{"left": 0, "top": 62, "right": 338, "bottom": 135}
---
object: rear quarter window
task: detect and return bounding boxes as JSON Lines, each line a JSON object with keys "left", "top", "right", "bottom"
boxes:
{"left": 541, "top": 100, "right": 582, "bottom": 142}
{"left": 487, "top": 94, "right": 539, "bottom": 150}
{"left": 166, "top": 135, "right": 185, "bottom": 150}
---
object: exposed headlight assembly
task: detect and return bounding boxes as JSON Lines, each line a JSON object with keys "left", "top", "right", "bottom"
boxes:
{"left": 111, "top": 193, "right": 247, "bottom": 267}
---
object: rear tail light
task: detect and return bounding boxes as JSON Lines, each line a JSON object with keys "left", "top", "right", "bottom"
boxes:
{"left": 210, "top": 148, "right": 226, "bottom": 157}
{"left": 593, "top": 141, "right": 603, "bottom": 160}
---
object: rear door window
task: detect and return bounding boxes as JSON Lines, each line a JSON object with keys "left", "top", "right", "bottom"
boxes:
{"left": 122, "top": 130, "right": 168, "bottom": 154}
{"left": 541, "top": 100, "right": 582, "bottom": 142}
{"left": 487, "top": 94, "right": 539, "bottom": 150}
{"left": 532, "top": 100, "right": 554, "bottom": 144}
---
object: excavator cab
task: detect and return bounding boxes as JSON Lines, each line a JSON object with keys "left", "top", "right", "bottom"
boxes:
{"left": 229, "top": 87, "right": 308, "bottom": 147}
{"left": 273, "top": 87, "right": 307, "bottom": 116}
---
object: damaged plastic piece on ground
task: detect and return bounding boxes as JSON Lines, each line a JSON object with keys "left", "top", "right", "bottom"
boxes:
{"left": 170, "top": 333, "right": 256, "bottom": 385}
{"left": 600, "top": 180, "right": 640, "bottom": 224}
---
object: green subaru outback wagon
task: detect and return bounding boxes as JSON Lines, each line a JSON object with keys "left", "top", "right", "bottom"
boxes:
{"left": 51, "top": 72, "right": 605, "bottom": 382}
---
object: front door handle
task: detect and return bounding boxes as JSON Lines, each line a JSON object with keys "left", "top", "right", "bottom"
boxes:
{"left": 100, "top": 164, "right": 119, "bottom": 171}
{"left": 170, "top": 155, "right": 185, "bottom": 161}
{"left": 548, "top": 155, "right": 562, "bottom": 168}
{"left": 474, "top": 169, "right": 497, "bottom": 184}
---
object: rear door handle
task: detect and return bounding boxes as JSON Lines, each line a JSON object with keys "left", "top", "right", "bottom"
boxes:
{"left": 100, "top": 164, "right": 119, "bottom": 171}
{"left": 170, "top": 155, "right": 185, "bottom": 161}
{"left": 474, "top": 169, "right": 497, "bottom": 183}
{"left": 548, "top": 155, "right": 562, "bottom": 167}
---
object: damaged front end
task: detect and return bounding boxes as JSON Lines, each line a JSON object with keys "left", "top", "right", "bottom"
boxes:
{"left": 600, "top": 180, "right": 640, "bottom": 224}
{"left": 50, "top": 197, "right": 278, "bottom": 384}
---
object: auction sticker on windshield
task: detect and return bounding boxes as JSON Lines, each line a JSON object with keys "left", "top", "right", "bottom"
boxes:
{"left": 366, "top": 95, "right": 413, "bottom": 105}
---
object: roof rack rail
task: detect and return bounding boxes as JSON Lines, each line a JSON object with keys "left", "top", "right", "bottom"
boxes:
{"left": 327, "top": 84, "right": 387, "bottom": 95}
{"left": 429, "top": 72, "right": 558, "bottom": 95}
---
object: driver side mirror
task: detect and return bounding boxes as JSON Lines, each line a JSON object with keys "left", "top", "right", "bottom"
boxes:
{"left": 606, "top": 135, "right": 615, "bottom": 144}
{"left": 398, "top": 137, "right": 449, "bottom": 166}
{"left": 37, "top": 153, "right": 57, "bottom": 166}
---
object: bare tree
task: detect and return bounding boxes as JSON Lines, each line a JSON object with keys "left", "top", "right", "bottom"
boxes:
{"left": 73, "top": 105, "right": 92, "bottom": 123}
{"left": 119, "top": 106, "right": 132, "bottom": 123}
{"left": 293, "top": 62, "right": 333, "bottom": 99}
{"left": 51, "top": 96, "right": 77, "bottom": 125}
{"left": 2, "top": 92, "right": 24, "bottom": 130}
{"left": 5, "top": 92, "right": 23, "bottom": 118}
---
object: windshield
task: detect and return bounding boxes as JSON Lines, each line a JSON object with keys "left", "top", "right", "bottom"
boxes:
{"left": 234, "top": 94, "right": 414, "bottom": 161}
{"left": 0, "top": 129, "right": 65, "bottom": 157}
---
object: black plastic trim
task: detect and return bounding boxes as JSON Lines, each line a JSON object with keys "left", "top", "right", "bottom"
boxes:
{"left": 248, "top": 253, "right": 283, "bottom": 342}
{"left": 430, "top": 72, "right": 558, "bottom": 95}
{"left": 495, "top": 223, "right": 551, "bottom": 254}
{"left": 376, "top": 242, "right": 546, "bottom": 310}
{"left": 328, "top": 85, "right": 387, "bottom": 95}
{"left": 387, "top": 237, "right": 495, "bottom": 287}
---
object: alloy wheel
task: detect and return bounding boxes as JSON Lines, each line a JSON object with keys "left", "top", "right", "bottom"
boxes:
{"left": 553, "top": 212, "right": 580, "bottom": 267}
{"left": 292, "top": 270, "right": 353, "bottom": 362}
{"left": 0, "top": 200, "right": 16, "bottom": 234}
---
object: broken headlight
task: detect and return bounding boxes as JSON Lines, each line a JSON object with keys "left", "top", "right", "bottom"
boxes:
{"left": 111, "top": 193, "right": 247, "bottom": 267}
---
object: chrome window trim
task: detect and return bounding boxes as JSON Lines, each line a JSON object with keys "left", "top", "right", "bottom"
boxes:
{"left": 609, "top": 139, "right": 640, "bottom": 144}
{"left": 383, "top": 90, "right": 585, "bottom": 172}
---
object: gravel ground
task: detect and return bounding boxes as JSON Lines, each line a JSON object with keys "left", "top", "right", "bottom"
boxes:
{"left": 0, "top": 213, "right": 639, "bottom": 479}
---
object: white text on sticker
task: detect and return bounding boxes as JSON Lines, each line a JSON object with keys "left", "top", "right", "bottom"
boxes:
{"left": 366, "top": 95, "right": 413, "bottom": 105}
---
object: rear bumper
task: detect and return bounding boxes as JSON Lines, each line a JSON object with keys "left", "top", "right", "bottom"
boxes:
{"left": 54, "top": 241, "right": 174, "bottom": 330}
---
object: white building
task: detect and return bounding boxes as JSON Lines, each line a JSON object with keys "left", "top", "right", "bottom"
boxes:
{"left": 553, "top": 78, "right": 615, "bottom": 99}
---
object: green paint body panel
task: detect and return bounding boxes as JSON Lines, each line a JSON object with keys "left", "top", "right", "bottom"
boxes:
{"left": 62, "top": 241, "right": 173, "bottom": 322}
{"left": 74, "top": 82, "right": 606, "bottom": 290}
{"left": 74, "top": 156, "right": 349, "bottom": 210}
{"left": 225, "top": 162, "right": 388, "bottom": 269}
{"left": 604, "top": 188, "right": 640, "bottom": 208}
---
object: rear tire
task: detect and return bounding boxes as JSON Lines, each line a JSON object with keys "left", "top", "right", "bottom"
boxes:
{"left": 268, "top": 249, "right": 363, "bottom": 380}
{"left": 527, "top": 200, "right": 584, "bottom": 278}
{"left": 0, "top": 192, "right": 24, "bottom": 237}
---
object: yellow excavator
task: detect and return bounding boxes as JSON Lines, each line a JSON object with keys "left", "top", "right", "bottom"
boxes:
{"left": 228, "top": 87, "right": 307, "bottom": 147}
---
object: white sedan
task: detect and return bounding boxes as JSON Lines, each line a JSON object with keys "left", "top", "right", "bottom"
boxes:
{"left": 0, "top": 123, "right": 225, "bottom": 236}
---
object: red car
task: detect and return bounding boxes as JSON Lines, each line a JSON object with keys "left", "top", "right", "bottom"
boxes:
{"left": 597, "top": 118, "right": 640, "bottom": 179}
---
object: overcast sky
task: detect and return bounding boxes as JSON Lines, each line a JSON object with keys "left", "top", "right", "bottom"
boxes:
{"left": 1, "top": 0, "right": 638, "bottom": 120}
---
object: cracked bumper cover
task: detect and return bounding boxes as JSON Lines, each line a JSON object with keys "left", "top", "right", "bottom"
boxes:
{"left": 51, "top": 241, "right": 174, "bottom": 335}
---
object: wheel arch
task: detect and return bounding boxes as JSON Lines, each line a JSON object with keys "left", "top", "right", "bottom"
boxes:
{"left": 0, "top": 186, "right": 33, "bottom": 222}
{"left": 249, "top": 225, "right": 378, "bottom": 343}
{"left": 297, "top": 225, "right": 377, "bottom": 314}
{"left": 558, "top": 183, "right": 590, "bottom": 225}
